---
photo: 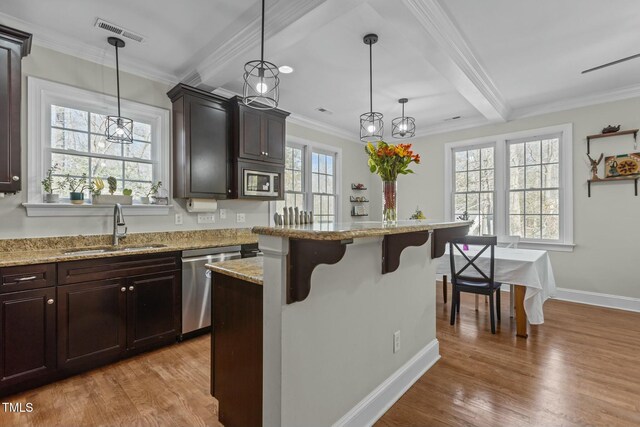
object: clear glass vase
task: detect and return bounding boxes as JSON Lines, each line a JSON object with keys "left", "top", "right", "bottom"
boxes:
{"left": 382, "top": 180, "right": 397, "bottom": 224}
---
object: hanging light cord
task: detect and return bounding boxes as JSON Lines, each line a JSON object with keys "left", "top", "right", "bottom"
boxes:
{"left": 114, "top": 43, "right": 121, "bottom": 117}
{"left": 260, "top": 0, "right": 265, "bottom": 63}
{"left": 369, "top": 41, "right": 373, "bottom": 114}
{"left": 402, "top": 102, "right": 405, "bottom": 120}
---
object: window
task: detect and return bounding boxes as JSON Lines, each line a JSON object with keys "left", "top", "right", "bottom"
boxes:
{"left": 275, "top": 140, "right": 339, "bottom": 224}
{"left": 444, "top": 124, "right": 573, "bottom": 251}
{"left": 508, "top": 135, "right": 560, "bottom": 240}
{"left": 312, "top": 151, "right": 336, "bottom": 223}
{"left": 49, "top": 105, "right": 154, "bottom": 198}
{"left": 25, "top": 77, "right": 170, "bottom": 216}
{"left": 453, "top": 145, "right": 494, "bottom": 235}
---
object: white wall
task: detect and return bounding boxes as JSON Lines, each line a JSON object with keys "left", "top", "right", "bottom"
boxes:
{"left": 0, "top": 45, "right": 371, "bottom": 239}
{"left": 398, "top": 97, "right": 640, "bottom": 299}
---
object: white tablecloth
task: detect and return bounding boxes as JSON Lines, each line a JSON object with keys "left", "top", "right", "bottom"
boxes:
{"left": 437, "top": 246, "right": 556, "bottom": 324}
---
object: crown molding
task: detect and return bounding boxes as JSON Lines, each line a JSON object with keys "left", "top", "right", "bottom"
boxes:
{"left": 510, "top": 82, "right": 640, "bottom": 120}
{"left": 413, "top": 115, "right": 491, "bottom": 138}
{"left": 183, "top": 0, "right": 328, "bottom": 86}
{"left": 401, "top": 0, "right": 510, "bottom": 122}
{"left": 0, "top": 12, "right": 178, "bottom": 85}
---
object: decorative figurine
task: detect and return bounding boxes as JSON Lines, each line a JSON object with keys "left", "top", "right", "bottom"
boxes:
{"left": 587, "top": 153, "right": 604, "bottom": 180}
{"left": 602, "top": 125, "right": 621, "bottom": 134}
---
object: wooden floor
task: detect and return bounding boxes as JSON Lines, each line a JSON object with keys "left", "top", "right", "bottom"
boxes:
{"left": 377, "top": 286, "right": 640, "bottom": 427}
{"left": 0, "top": 336, "right": 221, "bottom": 427}
{"left": 3, "top": 287, "right": 640, "bottom": 427}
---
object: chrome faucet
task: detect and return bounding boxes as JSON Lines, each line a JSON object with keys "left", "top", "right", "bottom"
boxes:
{"left": 112, "top": 203, "right": 128, "bottom": 245}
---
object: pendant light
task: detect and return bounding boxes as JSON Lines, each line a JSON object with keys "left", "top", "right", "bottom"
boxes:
{"left": 392, "top": 98, "right": 416, "bottom": 139}
{"left": 243, "top": 0, "right": 279, "bottom": 110}
{"left": 360, "top": 33, "right": 383, "bottom": 142}
{"left": 105, "top": 37, "right": 133, "bottom": 144}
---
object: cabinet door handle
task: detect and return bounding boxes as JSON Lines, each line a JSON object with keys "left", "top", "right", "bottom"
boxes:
{"left": 121, "top": 287, "right": 126, "bottom": 292}
{"left": 129, "top": 286, "right": 135, "bottom": 291}
{"left": 12, "top": 176, "right": 20, "bottom": 182}
{"left": 16, "top": 275, "right": 37, "bottom": 282}
{"left": 47, "top": 299, "right": 54, "bottom": 305}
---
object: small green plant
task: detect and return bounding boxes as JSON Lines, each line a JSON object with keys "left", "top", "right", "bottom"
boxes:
{"left": 107, "top": 176, "right": 118, "bottom": 195}
{"left": 146, "top": 181, "right": 162, "bottom": 197}
{"left": 65, "top": 173, "right": 90, "bottom": 193}
{"left": 91, "top": 177, "right": 105, "bottom": 197}
{"left": 410, "top": 206, "right": 426, "bottom": 220}
{"left": 123, "top": 188, "right": 133, "bottom": 196}
{"left": 41, "top": 164, "right": 60, "bottom": 194}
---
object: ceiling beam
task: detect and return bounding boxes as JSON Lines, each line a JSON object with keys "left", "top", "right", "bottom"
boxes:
{"left": 396, "top": 0, "right": 510, "bottom": 122}
{"left": 180, "top": 0, "right": 349, "bottom": 88}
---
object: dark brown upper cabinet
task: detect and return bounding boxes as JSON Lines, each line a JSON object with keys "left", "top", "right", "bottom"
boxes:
{"left": 231, "top": 96, "right": 289, "bottom": 165}
{"left": 0, "top": 25, "right": 31, "bottom": 194}
{"left": 168, "top": 84, "right": 232, "bottom": 199}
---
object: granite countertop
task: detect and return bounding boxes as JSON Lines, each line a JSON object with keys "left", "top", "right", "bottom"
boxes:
{"left": 206, "top": 257, "right": 263, "bottom": 285}
{"left": 0, "top": 229, "right": 258, "bottom": 267}
{"left": 252, "top": 220, "right": 471, "bottom": 241}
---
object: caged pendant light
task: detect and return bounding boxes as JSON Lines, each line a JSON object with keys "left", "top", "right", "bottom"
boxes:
{"left": 392, "top": 98, "right": 416, "bottom": 138}
{"left": 360, "top": 33, "right": 383, "bottom": 142}
{"left": 243, "top": 0, "right": 279, "bottom": 110}
{"left": 105, "top": 37, "right": 133, "bottom": 144}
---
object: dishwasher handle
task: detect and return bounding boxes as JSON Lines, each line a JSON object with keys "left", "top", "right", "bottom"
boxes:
{"left": 181, "top": 252, "right": 242, "bottom": 264}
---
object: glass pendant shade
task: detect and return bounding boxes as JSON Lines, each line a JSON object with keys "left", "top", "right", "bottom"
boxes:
{"left": 392, "top": 98, "right": 416, "bottom": 139}
{"left": 243, "top": 0, "right": 280, "bottom": 110}
{"left": 243, "top": 60, "right": 280, "bottom": 110}
{"left": 106, "top": 116, "right": 133, "bottom": 143}
{"left": 360, "top": 112, "right": 384, "bottom": 142}
{"left": 106, "top": 37, "right": 133, "bottom": 144}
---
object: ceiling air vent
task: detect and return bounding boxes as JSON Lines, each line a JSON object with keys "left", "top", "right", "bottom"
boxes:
{"left": 316, "top": 107, "right": 333, "bottom": 115}
{"left": 95, "top": 18, "right": 145, "bottom": 43}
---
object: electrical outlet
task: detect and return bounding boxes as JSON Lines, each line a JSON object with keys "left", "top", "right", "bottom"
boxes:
{"left": 219, "top": 209, "right": 227, "bottom": 219}
{"left": 236, "top": 213, "right": 246, "bottom": 223}
{"left": 393, "top": 330, "right": 401, "bottom": 354}
{"left": 175, "top": 213, "right": 183, "bottom": 225}
{"left": 197, "top": 213, "right": 215, "bottom": 224}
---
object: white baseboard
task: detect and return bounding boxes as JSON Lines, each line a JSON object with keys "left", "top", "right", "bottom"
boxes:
{"left": 332, "top": 339, "right": 440, "bottom": 427}
{"left": 554, "top": 287, "right": 640, "bottom": 313}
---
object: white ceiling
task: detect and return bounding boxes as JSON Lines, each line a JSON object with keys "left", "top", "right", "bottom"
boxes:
{"left": 1, "top": 0, "right": 640, "bottom": 139}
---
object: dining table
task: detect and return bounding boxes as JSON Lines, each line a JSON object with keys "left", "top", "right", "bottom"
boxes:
{"left": 437, "top": 245, "right": 556, "bottom": 338}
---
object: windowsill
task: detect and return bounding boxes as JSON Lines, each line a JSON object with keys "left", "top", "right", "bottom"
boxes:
{"left": 517, "top": 240, "right": 575, "bottom": 252}
{"left": 23, "top": 203, "right": 172, "bottom": 217}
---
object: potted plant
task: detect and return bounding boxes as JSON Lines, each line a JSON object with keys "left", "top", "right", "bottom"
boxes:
{"left": 141, "top": 181, "right": 162, "bottom": 204}
{"left": 92, "top": 176, "right": 133, "bottom": 205}
{"left": 64, "top": 173, "right": 90, "bottom": 205}
{"left": 41, "top": 163, "right": 60, "bottom": 203}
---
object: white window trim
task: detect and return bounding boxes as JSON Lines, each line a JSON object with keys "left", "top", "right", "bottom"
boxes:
{"left": 23, "top": 77, "right": 171, "bottom": 217}
{"left": 270, "top": 136, "right": 342, "bottom": 223}
{"left": 444, "top": 123, "right": 574, "bottom": 252}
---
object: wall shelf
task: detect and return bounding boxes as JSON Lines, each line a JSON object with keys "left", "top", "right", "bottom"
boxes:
{"left": 587, "top": 175, "right": 638, "bottom": 197}
{"left": 586, "top": 129, "right": 638, "bottom": 154}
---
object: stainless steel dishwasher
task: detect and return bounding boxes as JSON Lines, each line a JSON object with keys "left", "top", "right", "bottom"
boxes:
{"left": 181, "top": 246, "right": 241, "bottom": 338}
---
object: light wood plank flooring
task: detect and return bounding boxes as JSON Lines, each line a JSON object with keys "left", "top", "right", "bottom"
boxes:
{"left": 377, "top": 286, "right": 640, "bottom": 427}
{"left": 2, "top": 287, "right": 640, "bottom": 427}
{"left": 0, "top": 336, "right": 221, "bottom": 427}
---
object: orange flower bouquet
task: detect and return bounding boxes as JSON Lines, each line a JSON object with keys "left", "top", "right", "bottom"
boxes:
{"left": 365, "top": 141, "right": 421, "bottom": 223}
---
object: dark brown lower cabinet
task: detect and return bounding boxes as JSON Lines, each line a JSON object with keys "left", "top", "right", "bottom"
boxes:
{"left": 57, "top": 280, "right": 127, "bottom": 372}
{"left": 127, "top": 272, "right": 180, "bottom": 352}
{"left": 58, "top": 271, "right": 180, "bottom": 373}
{"left": 212, "top": 273, "right": 263, "bottom": 427}
{"left": 0, "top": 288, "right": 56, "bottom": 389}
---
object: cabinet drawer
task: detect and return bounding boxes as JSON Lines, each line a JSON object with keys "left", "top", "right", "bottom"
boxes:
{"left": 58, "top": 253, "right": 180, "bottom": 285}
{"left": 0, "top": 264, "right": 56, "bottom": 293}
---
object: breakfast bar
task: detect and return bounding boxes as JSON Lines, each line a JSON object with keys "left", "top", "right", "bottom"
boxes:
{"left": 207, "top": 220, "right": 470, "bottom": 427}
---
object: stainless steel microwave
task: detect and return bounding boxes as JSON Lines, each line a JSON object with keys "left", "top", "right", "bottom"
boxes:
{"left": 243, "top": 169, "right": 281, "bottom": 197}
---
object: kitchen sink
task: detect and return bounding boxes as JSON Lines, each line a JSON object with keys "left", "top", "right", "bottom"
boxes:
{"left": 62, "top": 244, "right": 167, "bottom": 255}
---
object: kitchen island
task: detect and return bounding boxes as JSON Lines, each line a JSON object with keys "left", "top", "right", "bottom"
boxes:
{"left": 208, "top": 220, "right": 469, "bottom": 427}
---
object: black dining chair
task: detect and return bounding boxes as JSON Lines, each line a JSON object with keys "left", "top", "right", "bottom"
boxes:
{"left": 449, "top": 235, "right": 500, "bottom": 334}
